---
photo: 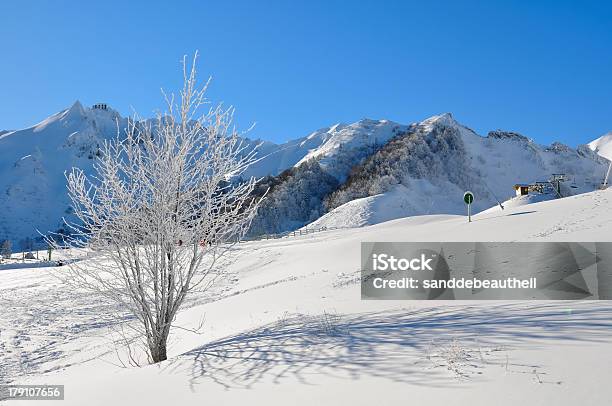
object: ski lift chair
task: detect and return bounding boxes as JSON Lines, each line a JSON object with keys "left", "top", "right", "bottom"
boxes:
{"left": 570, "top": 176, "right": 579, "bottom": 189}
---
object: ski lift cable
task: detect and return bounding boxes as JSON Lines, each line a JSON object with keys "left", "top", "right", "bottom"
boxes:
{"left": 481, "top": 180, "right": 504, "bottom": 210}
{"left": 603, "top": 161, "right": 612, "bottom": 188}
{"left": 468, "top": 156, "right": 504, "bottom": 210}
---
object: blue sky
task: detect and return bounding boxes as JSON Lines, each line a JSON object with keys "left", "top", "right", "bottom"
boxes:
{"left": 0, "top": 0, "right": 610, "bottom": 145}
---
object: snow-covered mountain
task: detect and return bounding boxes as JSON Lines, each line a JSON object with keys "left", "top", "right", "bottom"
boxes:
{"left": 0, "top": 102, "right": 327, "bottom": 245}
{"left": 243, "top": 119, "right": 406, "bottom": 180}
{"left": 309, "top": 114, "right": 608, "bottom": 229}
{"left": 0, "top": 105, "right": 410, "bottom": 243}
{"left": 248, "top": 120, "right": 411, "bottom": 234}
{"left": 0, "top": 103, "right": 609, "bottom": 243}
{"left": 294, "top": 119, "right": 409, "bottom": 181}
{"left": 0, "top": 102, "right": 128, "bottom": 246}
{"left": 242, "top": 126, "right": 335, "bottom": 178}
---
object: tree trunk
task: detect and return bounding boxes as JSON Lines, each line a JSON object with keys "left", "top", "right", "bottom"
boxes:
{"left": 150, "top": 335, "right": 168, "bottom": 363}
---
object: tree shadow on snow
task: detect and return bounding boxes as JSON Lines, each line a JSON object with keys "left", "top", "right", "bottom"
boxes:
{"left": 507, "top": 210, "right": 537, "bottom": 216}
{"left": 174, "top": 301, "right": 612, "bottom": 390}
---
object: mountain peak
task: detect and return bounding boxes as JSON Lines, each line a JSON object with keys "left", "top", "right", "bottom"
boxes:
{"left": 69, "top": 100, "right": 85, "bottom": 112}
{"left": 419, "top": 112, "right": 456, "bottom": 128}
{"left": 61, "top": 100, "right": 86, "bottom": 121}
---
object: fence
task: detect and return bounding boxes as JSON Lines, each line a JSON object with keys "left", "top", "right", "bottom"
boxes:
{"left": 240, "top": 226, "right": 342, "bottom": 243}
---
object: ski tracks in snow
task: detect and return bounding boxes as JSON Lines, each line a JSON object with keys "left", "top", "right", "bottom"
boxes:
{"left": 532, "top": 191, "right": 612, "bottom": 238}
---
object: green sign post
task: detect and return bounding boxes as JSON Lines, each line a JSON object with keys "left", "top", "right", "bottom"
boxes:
{"left": 463, "top": 191, "right": 474, "bottom": 222}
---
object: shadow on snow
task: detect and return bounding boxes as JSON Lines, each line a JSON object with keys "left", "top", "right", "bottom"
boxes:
{"left": 174, "top": 301, "right": 612, "bottom": 390}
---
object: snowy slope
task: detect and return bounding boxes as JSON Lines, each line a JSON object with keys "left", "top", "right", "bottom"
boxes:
{"left": 478, "top": 193, "right": 556, "bottom": 215}
{"left": 241, "top": 127, "right": 333, "bottom": 178}
{"left": 308, "top": 182, "right": 464, "bottom": 229}
{"left": 2, "top": 188, "right": 612, "bottom": 405}
{"left": 245, "top": 119, "right": 407, "bottom": 181}
{"left": 296, "top": 119, "right": 409, "bottom": 181}
{"left": 0, "top": 102, "right": 127, "bottom": 245}
{"left": 588, "top": 131, "right": 612, "bottom": 160}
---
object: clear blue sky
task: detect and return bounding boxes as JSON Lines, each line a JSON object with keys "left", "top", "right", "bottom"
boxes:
{"left": 0, "top": 0, "right": 610, "bottom": 145}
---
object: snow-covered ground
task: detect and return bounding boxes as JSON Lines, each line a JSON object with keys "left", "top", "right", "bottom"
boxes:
{"left": 2, "top": 188, "right": 612, "bottom": 405}
{"left": 307, "top": 182, "right": 467, "bottom": 229}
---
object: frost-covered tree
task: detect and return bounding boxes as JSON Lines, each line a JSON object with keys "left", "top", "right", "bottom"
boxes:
{"left": 249, "top": 160, "right": 338, "bottom": 235}
{"left": 1, "top": 240, "right": 11, "bottom": 260}
{"left": 19, "top": 237, "right": 34, "bottom": 261}
{"left": 49, "top": 53, "right": 262, "bottom": 363}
